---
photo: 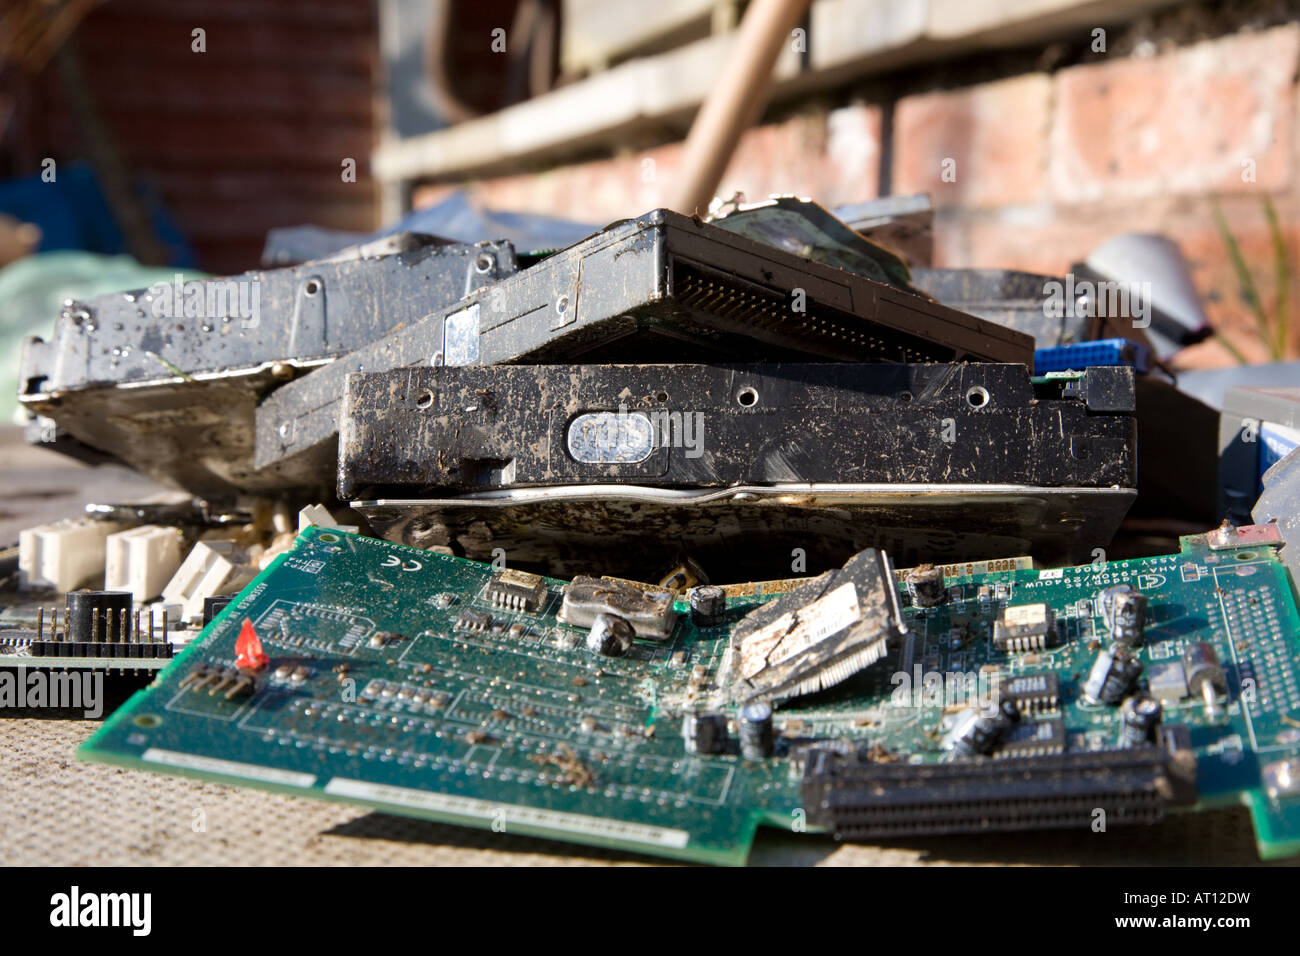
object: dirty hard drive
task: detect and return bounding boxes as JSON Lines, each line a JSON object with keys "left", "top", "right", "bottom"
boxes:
{"left": 18, "top": 235, "right": 517, "bottom": 495}
{"left": 342, "top": 362, "right": 1136, "bottom": 578}
{"left": 256, "top": 209, "right": 1033, "bottom": 486}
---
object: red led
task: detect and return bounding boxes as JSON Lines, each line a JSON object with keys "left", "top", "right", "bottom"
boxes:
{"left": 235, "top": 618, "right": 269, "bottom": 670}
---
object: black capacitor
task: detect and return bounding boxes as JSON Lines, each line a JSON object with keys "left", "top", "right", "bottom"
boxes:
{"left": 944, "top": 699, "right": 1020, "bottom": 756}
{"left": 586, "top": 613, "right": 634, "bottom": 657}
{"left": 1083, "top": 646, "right": 1143, "bottom": 705}
{"left": 738, "top": 701, "right": 774, "bottom": 759}
{"left": 203, "top": 595, "right": 234, "bottom": 626}
{"left": 907, "top": 565, "right": 947, "bottom": 608}
{"left": 689, "top": 585, "right": 727, "bottom": 627}
{"left": 1120, "top": 694, "right": 1162, "bottom": 747}
{"left": 65, "top": 590, "right": 132, "bottom": 643}
{"left": 682, "top": 712, "right": 729, "bottom": 755}
{"left": 1098, "top": 584, "right": 1134, "bottom": 628}
{"left": 1182, "top": 642, "right": 1228, "bottom": 708}
{"left": 1109, "top": 589, "right": 1148, "bottom": 647}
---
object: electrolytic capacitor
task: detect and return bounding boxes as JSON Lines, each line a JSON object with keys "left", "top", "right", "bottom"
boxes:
{"left": 585, "top": 613, "right": 635, "bottom": 657}
{"left": 1120, "top": 694, "right": 1162, "bottom": 747}
{"left": 682, "top": 712, "right": 729, "bottom": 755}
{"left": 1083, "top": 646, "right": 1143, "bottom": 705}
{"left": 738, "top": 701, "right": 774, "bottom": 759}
{"left": 1182, "top": 642, "right": 1228, "bottom": 712}
{"left": 1108, "top": 589, "right": 1148, "bottom": 648}
{"left": 907, "top": 565, "right": 947, "bottom": 608}
{"left": 942, "top": 699, "right": 1020, "bottom": 756}
{"left": 688, "top": 585, "right": 727, "bottom": 627}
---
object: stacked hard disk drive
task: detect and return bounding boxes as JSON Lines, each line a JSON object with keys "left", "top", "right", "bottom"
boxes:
{"left": 15, "top": 200, "right": 1140, "bottom": 589}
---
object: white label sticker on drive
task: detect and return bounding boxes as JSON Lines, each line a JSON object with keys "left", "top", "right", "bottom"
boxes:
{"left": 443, "top": 303, "right": 481, "bottom": 366}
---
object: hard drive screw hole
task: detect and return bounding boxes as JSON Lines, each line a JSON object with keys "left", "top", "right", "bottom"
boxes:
{"left": 966, "top": 386, "right": 990, "bottom": 409}
{"left": 737, "top": 387, "right": 759, "bottom": 407}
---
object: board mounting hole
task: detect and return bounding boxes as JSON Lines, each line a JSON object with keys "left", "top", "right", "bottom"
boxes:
{"left": 1235, "top": 551, "right": 1257, "bottom": 560}
{"left": 318, "top": 533, "right": 340, "bottom": 543}
{"left": 304, "top": 280, "right": 321, "bottom": 295}
{"left": 133, "top": 715, "right": 161, "bottom": 728}
{"left": 416, "top": 390, "right": 434, "bottom": 409}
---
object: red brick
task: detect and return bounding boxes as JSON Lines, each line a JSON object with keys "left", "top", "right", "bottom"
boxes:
{"left": 1051, "top": 26, "right": 1299, "bottom": 204}
{"left": 892, "top": 74, "right": 1051, "bottom": 209}
{"left": 424, "top": 104, "right": 882, "bottom": 222}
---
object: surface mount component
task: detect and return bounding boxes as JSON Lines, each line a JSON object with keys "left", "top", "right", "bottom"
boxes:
{"left": 344, "top": 363, "right": 1136, "bottom": 577}
{"left": 257, "top": 209, "right": 1033, "bottom": 483}
{"left": 18, "top": 237, "right": 517, "bottom": 494}
{"left": 81, "top": 525, "right": 1300, "bottom": 865}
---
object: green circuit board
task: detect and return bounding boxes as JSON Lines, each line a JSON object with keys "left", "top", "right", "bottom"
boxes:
{"left": 80, "top": 526, "right": 1300, "bottom": 865}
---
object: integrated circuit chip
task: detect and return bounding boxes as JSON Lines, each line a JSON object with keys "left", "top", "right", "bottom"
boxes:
{"left": 486, "top": 569, "right": 547, "bottom": 612}
{"left": 993, "top": 604, "right": 1058, "bottom": 652}
{"left": 995, "top": 718, "right": 1067, "bottom": 757}
{"left": 728, "top": 548, "right": 906, "bottom": 705}
{"left": 996, "top": 672, "right": 1060, "bottom": 714}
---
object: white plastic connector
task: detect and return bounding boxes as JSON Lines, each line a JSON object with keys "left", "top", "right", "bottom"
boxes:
{"left": 297, "top": 503, "right": 358, "bottom": 534}
{"left": 161, "top": 540, "right": 256, "bottom": 624}
{"left": 105, "top": 525, "right": 185, "bottom": 602}
{"left": 18, "top": 518, "right": 123, "bottom": 591}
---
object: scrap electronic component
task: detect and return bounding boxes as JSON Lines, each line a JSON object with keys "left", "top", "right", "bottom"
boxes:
{"left": 585, "top": 613, "right": 634, "bottom": 657}
{"left": 1098, "top": 584, "right": 1147, "bottom": 647}
{"left": 18, "top": 237, "right": 517, "bottom": 494}
{"left": 1147, "top": 660, "right": 1190, "bottom": 702}
{"left": 941, "top": 700, "right": 1021, "bottom": 756}
{"left": 905, "top": 565, "right": 947, "bottom": 608}
{"left": 79, "top": 526, "right": 1300, "bottom": 865}
{"left": 993, "top": 604, "right": 1058, "bottom": 652}
{"left": 0, "top": 591, "right": 173, "bottom": 667}
{"left": 1083, "top": 647, "right": 1144, "bottom": 705}
{"left": 1183, "top": 642, "right": 1228, "bottom": 711}
{"left": 346, "top": 363, "right": 1137, "bottom": 576}
{"left": 996, "top": 672, "right": 1060, "bottom": 714}
{"left": 996, "top": 718, "right": 1067, "bottom": 758}
{"left": 802, "top": 742, "right": 1195, "bottom": 840}
{"left": 689, "top": 586, "right": 727, "bottom": 627}
{"left": 738, "top": 702, "right": 775, "bottom": 760}
{"left": 558, "top": 576, "right": 678, "bottom": 640}
{"left": 728, "top": 548, "right": 905, "bottom": 704}
{"left": 683, "top": 712, "right": 729, "bottom": 755}
{"left": 257, "top": 208, "right": 1033, "bottom": 484}
{"left": 486, "top": 569, "right": 547, "bottom": 612}
{"left": 1121, "top": 695, "right": 1163, "bottom": 747}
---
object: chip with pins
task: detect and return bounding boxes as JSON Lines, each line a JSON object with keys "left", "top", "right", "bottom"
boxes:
{"left": 486, "top": 569, "right": 547, "bottom": 612}
{"left": 727, "top": 548, "right": 906, "bottom": 704}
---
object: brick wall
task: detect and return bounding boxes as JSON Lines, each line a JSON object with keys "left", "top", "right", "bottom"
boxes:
{"left": 417, "top": 23, "right": 1300, "bottom": 369}
{"left": 20, "top": 0, "right": 380, "bottom": 275}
